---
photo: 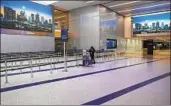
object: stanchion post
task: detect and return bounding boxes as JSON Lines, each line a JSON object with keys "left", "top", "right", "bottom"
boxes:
{"left": 50, "top": 56, "right": 53, "bottom": 74}
{"left": 11, "top": 56, "right": 14, "bottom": 70}
{"left": 53, "top": 55, "right": 56, "bottom": 69}
{"left": 63, "top": 42, "right": 67, "bottom": 72}
{"left": 113, "top": 50, "right": 115, "bottom": 60}
{"left": 75, "top": 52, "right": 78, "bottom": 66}
{"left": 39, "top": 55, "right": 41, "bottom": 70}
{"left": 30, "top": 57, "right": 33, "bottom": 78}
{"left": 56, "top": 53, "right": 58, "bottom": 68}
{"left": 5, "top": 60, "right": 8, "bottom": 83}
{"left": 44, "top": 55, "right": 46, "bottom": 65}
{"left": 104, "top": 51, "right": 106, "bottom": 62}
{"left": 20, "top": 54, "right": 22, "bottom": 74}
{"left": 61, "top": 29, "right": 68, "bottom": 72}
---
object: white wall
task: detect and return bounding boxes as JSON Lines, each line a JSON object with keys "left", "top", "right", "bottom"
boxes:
{"left": 68, "top": 5, "right": 126, "bottom": 52}
{"left": 99, "top": 6, "right": 126, "bottom": 53}
{"left": 69, "top": 5, "right": 100, "bottom": 50}
{"left": 1, "top": 34, "right": 55, "bottom": 53}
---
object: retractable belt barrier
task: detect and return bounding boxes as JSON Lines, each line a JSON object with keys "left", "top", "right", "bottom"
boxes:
{"left": 1, "top": 50, "right": 117, "bottom": 83}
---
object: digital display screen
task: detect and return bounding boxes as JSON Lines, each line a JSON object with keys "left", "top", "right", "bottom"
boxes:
{"left": 107, "top": 39, "right": 117, "bottom": 49}
{"left": 61, "top": 29, "right": 68, "bottom": 41}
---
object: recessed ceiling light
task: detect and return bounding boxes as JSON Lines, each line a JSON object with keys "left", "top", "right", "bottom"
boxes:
{"left": 85, "top": 1, "right": 95, "bottom": 3}
{"left": 119, "top": 3, "right": 170, "bottom": 13}
{"left": 132, "top": 11, "right": 170, "bottom": 17}
{"left": 32, "top": 0, "right": 58, "bottom": 5}
{"left": 109, "top": 1, "right": 140, "bottom": 8}
{"left": 56, "top": 16, "right": 66, "bottom": 19}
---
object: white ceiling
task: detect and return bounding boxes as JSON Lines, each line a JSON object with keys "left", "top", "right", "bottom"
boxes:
{"left": 52, "top": 1, "right": 110, "bottom": 11}
{"left": 51, "top": 0, "right": 170, "bottom": 16}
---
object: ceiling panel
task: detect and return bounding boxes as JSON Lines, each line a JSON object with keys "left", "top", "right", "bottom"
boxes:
{"left": 123, "top": 4, "right": 170, "bottom": 16}
{"left": 50, "top": 0, "right": 170, "bottom": 16}
{"left": 116, "top": 1, "right": 170, "bottom": 12}
{"left": 110, "top": 1, "right": 156, "bottom": 10}
{"left": 101, "top": 0, "right": 170, "bottom": 16}
{"left": 52, "top": 1, "right": 110, "bottom": 11}
{"left": 103, "top": 1, "right": 155, "bottom": 9}
{"left": 103, "top": 1, "right": 134, "bottom": 7}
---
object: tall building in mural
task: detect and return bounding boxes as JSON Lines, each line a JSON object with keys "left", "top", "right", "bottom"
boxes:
{"left": 35, "top": 13, "right": 40, "bottom": 25}
{"left": 4, "top": 6, "right": 16, "bottom": 21}
{"left": 31, "top": 14, "right": 34, "bottom": 23}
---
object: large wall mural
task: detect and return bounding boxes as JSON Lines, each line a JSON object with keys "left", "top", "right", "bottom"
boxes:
{"left": 100, "top": 20, "right": 117, "bottom": 35}
{"left": 133, "top": 12, "right": 171, "bottom": 36}
{"left": 0, "top": 1, "right": 53, "bottom": 36}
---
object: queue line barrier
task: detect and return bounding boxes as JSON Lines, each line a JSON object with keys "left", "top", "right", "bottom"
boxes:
{"left": 1, "top": 50, "right": 118, "bottom": 83}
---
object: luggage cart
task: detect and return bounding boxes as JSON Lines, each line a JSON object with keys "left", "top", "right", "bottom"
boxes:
{"left": 82, "top": 52, "right": 93, "bottom": 67}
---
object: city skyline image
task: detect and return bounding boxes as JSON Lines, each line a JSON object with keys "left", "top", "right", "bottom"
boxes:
{"left": 133, "top": 12, "right": 171, "bottom": 34}
{"left": 100, "top": 20, "right": 117, "bottom": 35}
{"left": 0, "top": 1, "right": 53, "bottom": 34}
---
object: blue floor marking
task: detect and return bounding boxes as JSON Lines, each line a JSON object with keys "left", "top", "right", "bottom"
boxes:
{"left": 82, "top": 72, "right": 170, "bottom": 105}
{"left": 0, "top": 57, "right": 130, "bottom": 77}
{"left": 0, "top": 58, "right": 166, "bottom": 93}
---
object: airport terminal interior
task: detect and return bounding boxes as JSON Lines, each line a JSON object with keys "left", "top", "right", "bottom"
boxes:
{"left": 0, "top": 0, "right": 170, "bottom": 105}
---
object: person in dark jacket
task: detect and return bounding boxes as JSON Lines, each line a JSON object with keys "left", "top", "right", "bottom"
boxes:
{"left": 89, "top": 46, "right": 96, "bottom": 64}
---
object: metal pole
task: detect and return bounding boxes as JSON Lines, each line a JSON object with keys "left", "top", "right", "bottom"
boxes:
{"left": 103, "top": 51, "right": 105, "bottom": 62}
{"left": 5, "top": 60, "right": 8, "bottom": 83}
{"left": 30, "top": 57, "right": 33, "bottom": 78}
{"left": 20, "top": 54, "right": 22, "bottom": 74}
{"left": 39, "top": 55, "right": 41, "bottom": 70}
{"left": 107, "top": 51, "right": 109, "bottom": 61}
{"left": 63, "top": 42, "right": 67, "bottom": 72}
{"left": 56, "top": 54, "right": 58, "bottom": 68}
{"left": 15, "top": 59, "right": 17, "bottom": 66}
{"left": 113, "top": 50, "right": 115, "bottom": 60}
{"left": 44, "top": 55, "right": 46, "bottom": 65}
{"left": 100, "top": 52, "right": 101, "bottom": 62}
{"left": 75, "top": 52, "right": 78, "bottom": 66}
{"left": 53, "top": 55, "right": 56, "bottom": 69}
{"left": 50, "top": 56, "right": 53, "bottom": 74}
{"left": 11, "top": 56, "right": 14, "bottom": 70}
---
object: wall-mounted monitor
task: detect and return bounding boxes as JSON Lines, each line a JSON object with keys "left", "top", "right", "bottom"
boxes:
{"left": 0, "top": 1, "right": 53, "bottom": 36}
{"left": 132, "top": 11, "right": 170, "bottom": 36}
{"left": 106, "top": 39, "right": 117, "bottom": 49}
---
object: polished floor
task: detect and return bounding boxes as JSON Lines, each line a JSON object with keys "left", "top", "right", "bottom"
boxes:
{"left": 1, "top": 55, "right": 170, "bottom": 105}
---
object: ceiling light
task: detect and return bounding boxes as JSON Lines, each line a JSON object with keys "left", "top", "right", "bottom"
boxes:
{"left": 125, "top": 10, "right": 170, "bottom": 17}
{"left": 132, "top": 11, "right": 170, "bottom": 17}
{"left": 119, "top": 3, "right": 170, "bottom": 13}
{"left": 56, "top": 16, "right": 66, "bottom": 19}
{"left": 85, "top": 1, "right": 95, "bottom": 3}
{"left": 109, "top": 1, "right": 140, "bottom": 8}
{"left": 32, "top": 0, "right": 58, "bottom": 5}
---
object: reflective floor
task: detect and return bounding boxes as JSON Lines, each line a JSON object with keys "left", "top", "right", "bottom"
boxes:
{"left": 1, "top": 55, "right": 170, "bottom": 105}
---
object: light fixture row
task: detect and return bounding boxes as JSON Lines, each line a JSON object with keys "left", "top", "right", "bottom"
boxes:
{"left": 109, "top": 1, "right": 140, "bottom": 8}
{"left": 31, "top": 0, "right": 58, "bottom": 5}
{"left": 118, "top": 3, "right": 170, "bottom": 13}
{"left": 31, "top": 0, "right": 96, "bottom": 5}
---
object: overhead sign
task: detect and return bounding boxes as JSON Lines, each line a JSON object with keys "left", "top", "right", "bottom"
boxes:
{"left": 61, "top": 29, "right": 68, "bottom": 42}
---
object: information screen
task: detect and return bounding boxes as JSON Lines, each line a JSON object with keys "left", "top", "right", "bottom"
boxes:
{"left": 61, "top": 29, "right": 68, "bottom": 42}
{"left": 107, "top": 39, "right": 117, "bottom": 49}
